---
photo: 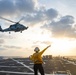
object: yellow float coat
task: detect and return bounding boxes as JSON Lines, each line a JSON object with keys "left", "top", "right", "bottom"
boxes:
{"left": 30, "top": 47, "right": 49, "bottom": 64}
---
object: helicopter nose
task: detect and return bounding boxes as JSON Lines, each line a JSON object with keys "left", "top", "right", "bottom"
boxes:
{"left": 26, "top": 27, "right": 28, "bottom": 29}
{"left": 24, "top": 26, "right": 28, "bottom": 29}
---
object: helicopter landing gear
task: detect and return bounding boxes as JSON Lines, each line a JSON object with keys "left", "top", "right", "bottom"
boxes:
{"left": 21, "top": 31, "right": 22, "bottom": 33}
{"left": 9, "top": 32, "right": 11, "bottom": 34}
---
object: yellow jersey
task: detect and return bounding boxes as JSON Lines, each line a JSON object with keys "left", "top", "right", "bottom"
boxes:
{"left": 30, "top": 46, "right": 50, "bottom": 64}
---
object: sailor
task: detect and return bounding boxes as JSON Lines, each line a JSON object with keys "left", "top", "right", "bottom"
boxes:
{"left": 30, "top": 45, "right": 51, "bottom": 75}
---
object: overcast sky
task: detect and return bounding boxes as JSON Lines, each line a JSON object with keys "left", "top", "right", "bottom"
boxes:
{"left": 0, "top": 0, "right": 76, "bottom": 57}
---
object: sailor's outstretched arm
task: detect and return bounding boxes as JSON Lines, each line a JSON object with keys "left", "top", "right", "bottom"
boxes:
{"left": 40, "top": 45, "right": 51, "bottom": 55}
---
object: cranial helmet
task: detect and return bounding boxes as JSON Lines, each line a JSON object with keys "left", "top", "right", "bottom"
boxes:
{"left": 34, "top": 47, "right": 40, "bottom": 52}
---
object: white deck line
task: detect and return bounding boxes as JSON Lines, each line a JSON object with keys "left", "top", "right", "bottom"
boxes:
{"left": 62, "top": 58, "right": 76, "bottom": 65}
{"left": 0, "top": 71, "right": 69, "bottom": 75}
{"left": 0, "top": 71, "right": 34, "bottom": 74}
{"left": 0, "top": 66, "right": 22, "bottom": 67}
{"left": 10, "top": 58, "right": 70, "bottom": 75}
{"left": 11, "top": 58, "right": 34, "bottom": 72}
{"left": 0, "top": 71, "right": 53, "bottom": 75}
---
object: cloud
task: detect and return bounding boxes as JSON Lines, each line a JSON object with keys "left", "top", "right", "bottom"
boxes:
{"left": 0, "top": 33, "right": 16, "bottom": 39}
{"left": 23, "top": 8, "right": 58, "bottom": 25}
{"left": 59, "top": 15, "right": 74, "bottom": 25}
{"left": 41, "top": 15, "right": 76, "bottom": 38}
{"left": 0, "top": 0, "right": 37, "bottom": 16}
{"left": 33, "top": 41, "right": 51, "bottom": 45}
{"left": 0, "top": 44, "right": 21, "bottom": 50}
{"left": 0, "top": 0, "right": 16, "bottom": 16}
{"left": 0, "top": 39, "right": 5, "bottom": 44}
{"left": 0, "top": 0, "right": 58, "bottom": 25}
{"left": 0, "top": 48, "right": 6, "bottom": 50}
{"left": 15, "top": 0, "right": 36, "bottom": 13}
{"left": 4, "top": 45, "right": 21, "bottom": 49}
{"left": 23, "top": 11, "right": 46, "bottom": 24}
{"left": 45, "top": 8, "right": 58, "bottom": 20}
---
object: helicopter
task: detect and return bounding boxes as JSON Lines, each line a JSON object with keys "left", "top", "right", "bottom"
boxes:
{"left": 0, "top": 16, "right": 28, "bottom": 34}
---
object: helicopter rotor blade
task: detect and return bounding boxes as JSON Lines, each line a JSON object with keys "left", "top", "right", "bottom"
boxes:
{"left": 18, "top": 17, "right": 24, "bottom": 23}
{"left": 0, "top": 16, "right": 16, "bottom": 23}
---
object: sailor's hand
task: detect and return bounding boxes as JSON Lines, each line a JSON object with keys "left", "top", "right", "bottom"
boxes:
{"left": 47, "top": 45, "right": 51, "bottom": 48}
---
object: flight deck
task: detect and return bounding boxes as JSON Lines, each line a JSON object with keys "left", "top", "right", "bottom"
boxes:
{"left": 0, "top": 56, "right": 75, "bottom": 75}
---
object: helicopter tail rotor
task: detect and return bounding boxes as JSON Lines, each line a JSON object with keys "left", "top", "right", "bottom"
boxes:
{"left": 0, "top": 26, "right": 3, "bottom": 31}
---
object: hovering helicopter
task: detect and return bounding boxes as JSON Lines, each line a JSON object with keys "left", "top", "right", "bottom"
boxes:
{"left": 0, "top": 17, "right": 28, "bottom": 34}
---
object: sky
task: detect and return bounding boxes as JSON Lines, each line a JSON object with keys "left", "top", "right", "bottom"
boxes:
{"left": 0, "top": 0, "right": 76, "bottom": 57}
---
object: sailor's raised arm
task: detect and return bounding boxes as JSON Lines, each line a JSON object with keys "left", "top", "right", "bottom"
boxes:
{"left": 40, "top": 45, "right": 51, "bottom": 55}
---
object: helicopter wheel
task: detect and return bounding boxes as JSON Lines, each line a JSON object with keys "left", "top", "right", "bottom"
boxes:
{"left": 21, "top": 31, "right": 22, "bottom": 33}
{"left": 9, "top": 32, "right": 10, "bottom": 34}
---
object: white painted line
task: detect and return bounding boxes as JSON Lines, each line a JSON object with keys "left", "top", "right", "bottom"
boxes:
{"left": 0, "top": 71, "right": 34, "bottom": 74}
{"left": 0, "top": 71, "right": 54, "bottom": 75}
{"left": 11, "top": 58, "right": 34, "bottom": 72}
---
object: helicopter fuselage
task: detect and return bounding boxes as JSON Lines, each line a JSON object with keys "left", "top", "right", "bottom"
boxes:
{"left": 9, "top": 23, "right": 28, "bottom": 32}
{"left": 0, "top": 16, "right": 28, "bottom": 33}
{"left": 0, "top": 23, "right": 28, "bottom": 33}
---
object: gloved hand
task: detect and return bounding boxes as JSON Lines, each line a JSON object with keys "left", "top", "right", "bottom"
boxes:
{"left": 47, "top": 45, "right": 51, "bottom": 48}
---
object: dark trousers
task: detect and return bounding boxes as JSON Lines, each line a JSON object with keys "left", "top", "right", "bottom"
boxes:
{"left": 34, "top": 64, "right": 44, "bottom": 75}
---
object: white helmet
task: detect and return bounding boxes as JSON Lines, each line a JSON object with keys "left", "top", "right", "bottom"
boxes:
{"left": 34, "top": 47, "right": 40, "bottom": 52}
